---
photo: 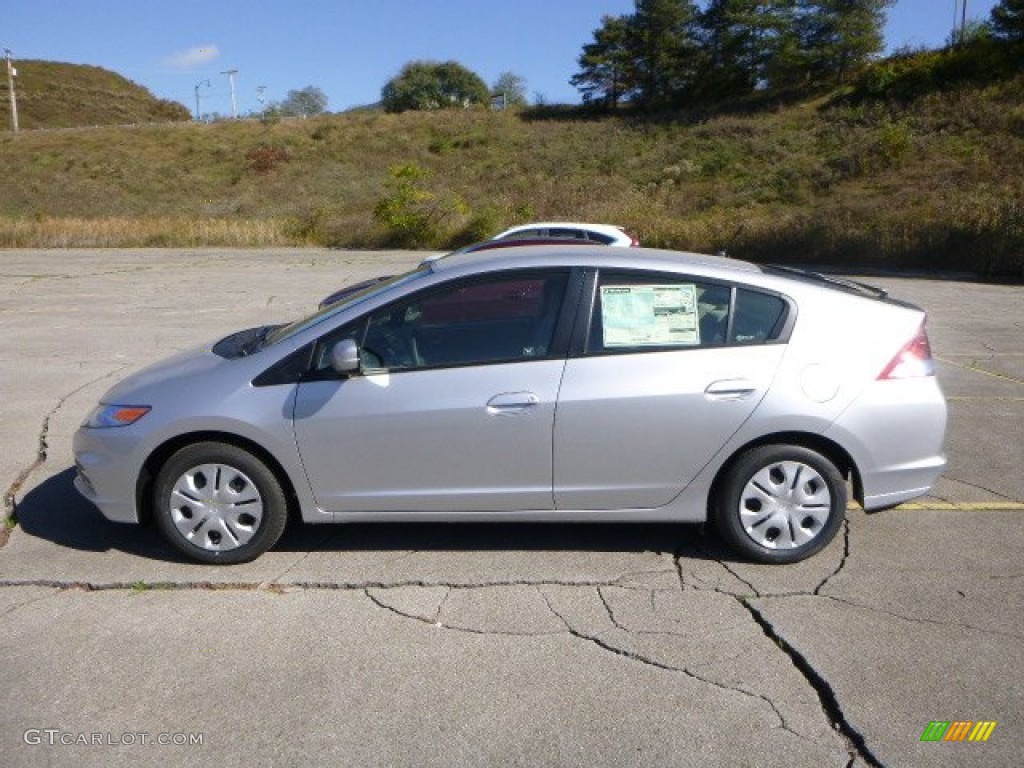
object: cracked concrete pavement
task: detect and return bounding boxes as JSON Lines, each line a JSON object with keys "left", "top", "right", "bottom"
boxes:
{"left": 1, "top": 249, "right": 1021, "bottom": 767}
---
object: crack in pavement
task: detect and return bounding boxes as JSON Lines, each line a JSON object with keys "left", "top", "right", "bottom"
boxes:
{"left": 433, "top": 586, "right": 452, "bottom": 624}
{"left": 940, "top": 475, "right": 1014, "bottom": 501}
{"left": 670, "top": 531, "right": 882, "bottom": 766}
{"left": 535, "top": 587, "right": 806, "bottom": 740}
{"left": 2, "top": 365, "right": 128, "bottom": 544}
{"left": 741, "top": 598, "right": 884, "bottom": 768}
{"left": 814, "top": 520, "right": 851, "bottom": 596}
{"left": 364, "top": 587, "right": 563, "bottom": 637}
{"left": 0, "top": 572, "right": 675, "bottom": 592}
{"left": 816, "top": 593, "right": 1024, "bottom": 641}
{"left": 0, "top": 586, "right": 61, "bottom": 619}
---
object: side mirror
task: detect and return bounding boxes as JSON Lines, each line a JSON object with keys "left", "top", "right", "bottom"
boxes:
{"left": 329, "top": 338, "right": 361, "bottom": 375}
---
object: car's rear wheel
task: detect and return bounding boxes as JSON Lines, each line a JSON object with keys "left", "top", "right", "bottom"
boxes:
{"left": 153, "top": 442, "right": 287, "bottom": 565}
{"left": 714, "top": 444, "right": 846, "bottom": 564}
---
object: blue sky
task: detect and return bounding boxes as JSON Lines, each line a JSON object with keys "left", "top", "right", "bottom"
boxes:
{"left": 2, "top": 1, "right": 1002, "bottom": 115}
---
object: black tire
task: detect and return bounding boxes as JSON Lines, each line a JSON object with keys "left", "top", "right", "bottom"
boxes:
{"left": 153, "top": 442, "right": 288, "bottom": 565}
{"left": 714, "top": 444, "right": 846, "bottom": 564}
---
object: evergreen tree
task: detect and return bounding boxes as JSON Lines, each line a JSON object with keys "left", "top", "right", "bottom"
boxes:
{"left": 697, "top": 0, "right": 794, "bottom": 97}
{"left": 630, "top": 0, "right": 702, "bottom": 107}
{"left": 992, "top": 0, "right": 1024, "bottom": 41}
{"left": 570, "top": 14, "right": 637, "bottom": 107}
{"left": 798, "top": 0, "right": 894, "bottom": 85}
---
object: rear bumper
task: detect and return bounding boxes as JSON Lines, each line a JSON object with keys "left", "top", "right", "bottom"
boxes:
{"left": 826, "top": 377, "right": 948, "bottom": 510}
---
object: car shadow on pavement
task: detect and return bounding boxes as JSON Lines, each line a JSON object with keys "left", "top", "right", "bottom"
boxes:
{"left": 13, "top": 467, "right": 733, "bottom": 564}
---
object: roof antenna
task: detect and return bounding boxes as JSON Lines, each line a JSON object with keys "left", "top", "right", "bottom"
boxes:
{"left": 715, "top": 224, "right": 745, "bottom": 259}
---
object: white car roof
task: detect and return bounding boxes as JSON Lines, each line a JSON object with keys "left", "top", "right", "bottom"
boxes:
{"left": 495, "top": 222, "right": 629, "bottom": 236}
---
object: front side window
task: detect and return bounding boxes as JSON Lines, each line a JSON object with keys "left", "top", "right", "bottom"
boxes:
{"left": 315, "top": 271, "right": 570, "bottom": 373}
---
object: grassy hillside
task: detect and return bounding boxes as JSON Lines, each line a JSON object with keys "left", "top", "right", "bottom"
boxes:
{"left": 0, "top": 60, "right": 1021, "bottom": 275}
{"left": 0, "top": 60, "right": 190, "bottom": 129}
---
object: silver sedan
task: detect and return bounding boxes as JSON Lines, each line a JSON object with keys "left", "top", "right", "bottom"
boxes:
{"left": 74, "top": 246, "right": 947, "bottom": 565}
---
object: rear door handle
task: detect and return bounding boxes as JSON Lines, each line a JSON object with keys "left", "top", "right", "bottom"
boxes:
{"left": 486, "top": 392, "right": 540, "bottom": 414}
{"left": 705, "top": 379, "right": 758, "bottom": 401}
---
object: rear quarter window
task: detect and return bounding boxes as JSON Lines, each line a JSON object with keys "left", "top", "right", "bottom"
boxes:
{"left": 730, "top": 288, "right": 787, "bottom": 344}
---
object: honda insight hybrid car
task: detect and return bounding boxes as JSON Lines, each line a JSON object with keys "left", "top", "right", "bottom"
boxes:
{"left": 74, "top": 246, "right": 947, "bottom": 565}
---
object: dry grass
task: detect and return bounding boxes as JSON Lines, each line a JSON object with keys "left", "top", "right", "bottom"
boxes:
{"left": 0, "top": 69, "right": 1022, "bottom": 275}
{"left": 0, "top": 217, "right": 290, "bottom": 248}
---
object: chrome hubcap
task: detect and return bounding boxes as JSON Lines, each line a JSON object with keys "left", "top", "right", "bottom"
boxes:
{"left": 169, "top": 463, "right": 264, "bottom": 552}
{"left": 739, "top": 461, "right": 832, "bottom": 550}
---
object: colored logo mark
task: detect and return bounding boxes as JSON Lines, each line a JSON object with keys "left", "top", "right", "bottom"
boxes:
{"left": 920, "top": 720, "right": 996, "bottom": 742}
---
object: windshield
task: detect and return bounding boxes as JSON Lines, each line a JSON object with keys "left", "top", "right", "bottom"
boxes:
{"left": 264, "top": 269, "right": 429, "bottom": 347}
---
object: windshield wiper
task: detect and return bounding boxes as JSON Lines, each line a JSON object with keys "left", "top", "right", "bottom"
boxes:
{"left": 240, "top": 325, "right": 278, "bottom": 356}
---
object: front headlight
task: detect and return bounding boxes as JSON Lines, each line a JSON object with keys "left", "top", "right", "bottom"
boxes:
{"left": 84, "top": 404, "right": 151, "bottom": 428}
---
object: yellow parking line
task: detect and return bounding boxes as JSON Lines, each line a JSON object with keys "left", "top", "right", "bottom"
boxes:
{"left": 946, "top": 396, "right": 1024, "bottom": 402}
{"left": 934, "top": 356, "right": 1024, "bottom": 385}
{"left": 851, "top": 501, "right": 1024, "bottom": 511}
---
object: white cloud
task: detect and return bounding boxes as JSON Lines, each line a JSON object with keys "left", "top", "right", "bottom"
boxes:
{"left": 164, "top": 44, "right": 220, "bottom": 69}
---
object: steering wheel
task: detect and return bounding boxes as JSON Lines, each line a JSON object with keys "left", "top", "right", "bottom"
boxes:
{"left": 364, "top": 325, "right": 414, "bottom": 369}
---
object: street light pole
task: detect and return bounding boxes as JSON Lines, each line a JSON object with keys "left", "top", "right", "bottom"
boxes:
{"left": 194, "top": 79, "right": 211, "bottom": 121}
{"left": 256, "top": 85, "right": 267, "bottom": 119}
{"left": 4, "top": 49, "right": 18, "bottom": 133}
{"left": 221, "top": 69, "right": 238, "bottom": 118}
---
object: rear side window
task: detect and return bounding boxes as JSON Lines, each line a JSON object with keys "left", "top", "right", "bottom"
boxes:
{"left": 588, "top": 274, "right": 731, "bottom": 353}
{"left": 548, "top": 228, "right": 588, "bottom": 240}
{"left": 586, "top": 273, "right": 787, "bottom": 354}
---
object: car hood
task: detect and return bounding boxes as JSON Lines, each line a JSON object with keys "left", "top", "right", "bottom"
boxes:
{"left": 100, "top": 342, "right": 229, "bottom": 404}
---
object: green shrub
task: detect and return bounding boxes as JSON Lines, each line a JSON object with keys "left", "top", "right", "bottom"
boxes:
{"left": 372, "top": 164, "right": 464, "bottom": 247}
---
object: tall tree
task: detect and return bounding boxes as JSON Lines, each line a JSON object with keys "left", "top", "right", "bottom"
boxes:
{"left": 570, "top": 14, "right": 637, "bottom": 107}
{"left": 280, "top": 86, "right": 328, "bottom": 117}
{"left": 992, "top": 0, "right": 1024, "bottom": 41}
{"left": 630, "top": 0, "right": 702, "bottom": 107}
{"left": 492, "top": 72, "right": 528, "bottom": 106}
{"left": 381, "top": 60, "right": 490, "bottom": 113}
{"left": 698, "top": 0, "right": 794, "bottom": 98}
{"left": 798, "top": 0, "right": 895, "bottom": 85}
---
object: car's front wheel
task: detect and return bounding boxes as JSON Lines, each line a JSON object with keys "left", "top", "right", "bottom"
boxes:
{"left": 153, "top": 442, "right": 288, "bottom": 565}
{"left": 714, "top": 444, "right": 846, "bottom": 564}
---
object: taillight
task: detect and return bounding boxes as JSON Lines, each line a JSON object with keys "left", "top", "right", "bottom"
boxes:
{"left": 877, "top": 323, "right": 935, "bottom": 379}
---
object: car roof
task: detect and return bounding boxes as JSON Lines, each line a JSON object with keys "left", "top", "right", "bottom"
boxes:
{"left": 498, "top": 222, "right": 628, "bottom": 234}
{"left": 463, "top": 237, "right": 608, "bottom": 252}
{"left": 430, "top": 244, "right": 763, "bottom": 278}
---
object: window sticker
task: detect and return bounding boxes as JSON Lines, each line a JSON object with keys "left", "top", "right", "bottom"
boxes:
{"left": 600, "top": 284, "right": 700, "bottom": 347}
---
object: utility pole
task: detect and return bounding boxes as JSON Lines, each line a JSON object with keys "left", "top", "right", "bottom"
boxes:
{"left": 194, "top": 79, "right": 211, "bottom": 121}
{"left": 221, "top": 69, "right": 238, "bottom": 118}
{"left": 4, "top": 48, "right": 18, "bottom": 133}
{"left": 953, "top": 0, "right": 970, "bottom": 45}
{"left": 256, "top": 85, "right": 267, "bottom": 119}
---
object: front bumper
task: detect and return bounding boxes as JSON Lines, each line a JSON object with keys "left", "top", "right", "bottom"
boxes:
{"left": 72, "top": 425, "right": 144, "bottom": 523}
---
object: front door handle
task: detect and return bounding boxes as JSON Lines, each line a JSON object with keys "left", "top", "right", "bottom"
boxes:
{"left": 486, "top": 392, "right": 540, "bottom": 414}
{"left": 705, "top": 379, "right": 758, "bottom": 401}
